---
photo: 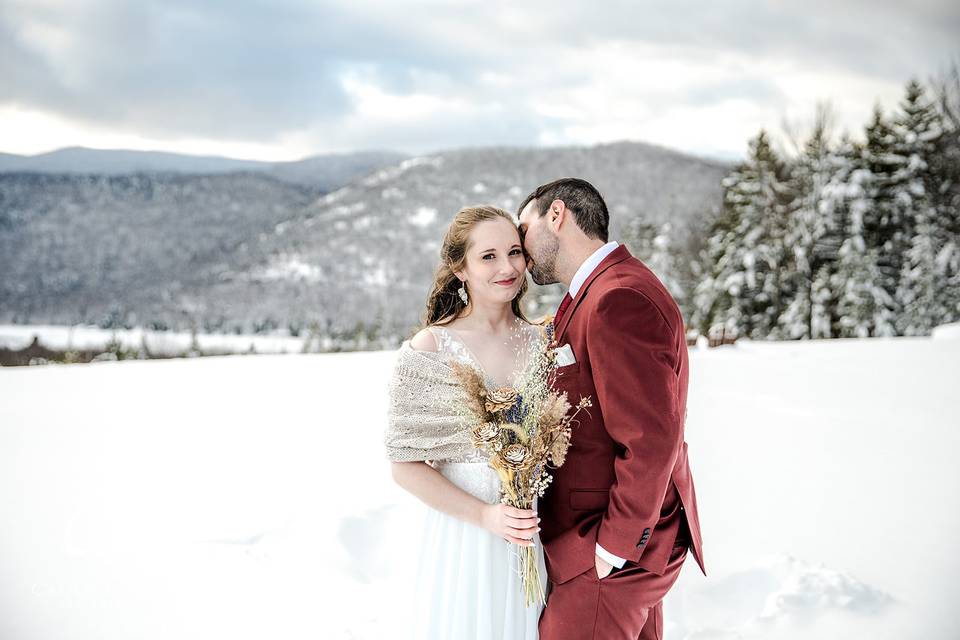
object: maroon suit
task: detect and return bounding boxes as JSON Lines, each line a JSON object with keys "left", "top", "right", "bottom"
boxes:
{"left": 538, "top": 244, "right": 706, "bottom": 640}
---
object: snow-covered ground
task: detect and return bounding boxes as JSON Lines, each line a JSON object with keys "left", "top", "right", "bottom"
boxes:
{"left": 0, "top": 324, "right": 356, "bottom": 356}
{"left": 1, "top": 333, "right": 958, "bottom": 639}
{"left": 0, "top": 323, "right": 314, "bottom": 354}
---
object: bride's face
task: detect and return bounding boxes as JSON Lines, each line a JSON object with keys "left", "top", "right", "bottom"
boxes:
{"left": 456, "top": 217, "right": 526, "bottom": 305}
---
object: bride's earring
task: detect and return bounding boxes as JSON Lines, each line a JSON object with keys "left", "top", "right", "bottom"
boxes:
{"left": 458, "top": 281, "right": 469, "bottom": 304}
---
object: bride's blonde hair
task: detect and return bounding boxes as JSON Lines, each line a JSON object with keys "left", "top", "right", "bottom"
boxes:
{"left": 423, "top": 205, "right": 530, "bottom": 327}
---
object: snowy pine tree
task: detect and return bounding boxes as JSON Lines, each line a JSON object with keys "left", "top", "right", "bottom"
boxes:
{"left": 829, "top": 146, "right": 900, "bottom": 336}
{"left": 813, "top": 136, "right": 863, "bottom": 338}
{"left": 779, "top": 106, "right": 839, "bottom": 339}
{"left": 648, "top": 222, "right": 684, "bottom": 302}
{"left": 928, "top": 66, "right": 960, "bottom": 326}
{"left": 859, "top": 104, "right": 908, "bottom": 330}
{"left": 693, "top": 73, "right": 960, "bottom": 341}
{"left": 623, "top": 218, "right": 685, "bottom": 310}
{"left": 692, "top": 204, "right": 738, "bottom": 337}
{"left": 693, "top": 130, "right": 793, "bottom": 339}
{"left": 892, "top": 80, "right": 949, "bottom": 334}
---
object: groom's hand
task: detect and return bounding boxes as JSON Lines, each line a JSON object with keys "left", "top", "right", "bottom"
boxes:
{"left": 594, "top": 554, "right": 613, "bottom": 579}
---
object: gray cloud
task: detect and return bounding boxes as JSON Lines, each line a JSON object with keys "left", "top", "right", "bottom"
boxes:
{"left": 528, "top": 0, "right": 958, "bottom": 81}
{"left": 0, "top": 0, "right": 492, "bottom": 139}
{"left": 0, "top": 0, "right": 956, "bottom": 155}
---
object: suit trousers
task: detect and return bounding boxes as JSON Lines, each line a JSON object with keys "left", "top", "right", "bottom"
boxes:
{"left": 538, "top": 534, "right": 689, "bottom": 640}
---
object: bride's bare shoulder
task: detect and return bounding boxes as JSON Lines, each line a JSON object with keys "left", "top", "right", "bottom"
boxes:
{"left": 410, "top": 327, "right": 439, "bottom": 352}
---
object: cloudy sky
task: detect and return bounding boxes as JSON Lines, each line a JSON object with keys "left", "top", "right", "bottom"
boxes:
{"left": 1, "top": 0, "right": 957, "bottom": 161}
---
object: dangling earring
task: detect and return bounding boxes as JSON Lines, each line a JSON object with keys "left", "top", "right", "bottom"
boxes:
{"left": 458, "top": 281, "right": 469, "bottom": 304}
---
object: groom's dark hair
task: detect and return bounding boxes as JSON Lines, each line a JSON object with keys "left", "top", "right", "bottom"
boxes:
{"left": 517, "top": 177, "right": 609, "bottom": 242}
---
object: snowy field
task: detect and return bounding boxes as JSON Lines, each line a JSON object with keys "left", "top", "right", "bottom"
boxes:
{"left": 0, "top": 324, "right": 344, "bottom": 356}
{"left": 1, "top": 331, "right": 959, "bottom": 639}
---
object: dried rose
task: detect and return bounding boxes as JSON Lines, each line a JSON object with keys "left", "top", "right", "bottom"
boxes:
{"left": 472, "top": 422, "right": 501, "bottom": 444}
{"left": 499, "top": 443, "right": 530, "bottom": 469}
{"left": 485, "top": 386, "right": 519, "bottom": 413}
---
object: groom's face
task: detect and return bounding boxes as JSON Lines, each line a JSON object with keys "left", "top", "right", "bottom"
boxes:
{"left": 518, "top": 200, "right": 560, "bottom": 286}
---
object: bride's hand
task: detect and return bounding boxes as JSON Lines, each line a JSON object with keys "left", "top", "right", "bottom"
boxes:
{"left": 481, "top": 504, "right": 540, "bottom": 547}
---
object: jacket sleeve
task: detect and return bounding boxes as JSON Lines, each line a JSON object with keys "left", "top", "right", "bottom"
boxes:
{"left": 586, "top": 286, "right": 683, "bottom": 562}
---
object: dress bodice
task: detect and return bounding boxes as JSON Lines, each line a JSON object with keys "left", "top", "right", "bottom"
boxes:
{"left": 426, "top": 321, "right": 545, "bottom": 389}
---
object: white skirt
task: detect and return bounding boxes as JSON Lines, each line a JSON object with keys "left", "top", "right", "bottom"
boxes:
{"left": 407, "top": 461, "right": 547, "bottom": 640}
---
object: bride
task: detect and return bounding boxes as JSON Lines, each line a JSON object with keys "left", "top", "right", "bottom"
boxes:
{"left": 385, "top": 204, "right": 548, "bottom": 639}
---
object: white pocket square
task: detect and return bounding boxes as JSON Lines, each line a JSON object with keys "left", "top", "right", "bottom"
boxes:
{"left": 554, "top": 343, "right": 577, "bottom": 366}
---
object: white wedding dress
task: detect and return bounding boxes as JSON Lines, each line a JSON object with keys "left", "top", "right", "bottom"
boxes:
{"left": 404, "top": 322, "right": 548, "bottom": 640}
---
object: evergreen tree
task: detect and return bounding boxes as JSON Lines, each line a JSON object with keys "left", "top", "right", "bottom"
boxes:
{"left": 928, "top": 66, "right": 960, "bottom": 325}
{"left": 828, "top": 150, "right": 900, "bottom": 337}
{"left": 813, "top": 136, "right": 863, "bottom": 337}
{"left": 693, "top": 130, "right": 793, "bottom": 339}
{"left": 648, "top": 222, "right": 684, "bottom": 302}
{"left": 892, "top": 80, "right": 948, "bottom": 334}
{"left": 834, "top": 235, "right": 896, "bottom": 337}
{"left": 623, "top": 218, "right": 684, "bottom": 303}
{"left": 860, "top": 104, "right": 909, "bottom": 328}
{"left": 779, "top": 106, "right": 838, "bottom": 339}
{"left": 693, "top": 73, "right": 960, "bottom": 341}
{"left": 692, "top": 201, "right": 739, "bottom": 337}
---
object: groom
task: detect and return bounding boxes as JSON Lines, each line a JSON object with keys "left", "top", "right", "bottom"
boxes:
{"left": 517, "top": 178, "right": 706, "bottom": 639}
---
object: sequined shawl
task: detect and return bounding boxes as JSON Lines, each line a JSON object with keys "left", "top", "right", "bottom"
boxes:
{"left": 384, "top": 341, "right": 474, "bottom": 462}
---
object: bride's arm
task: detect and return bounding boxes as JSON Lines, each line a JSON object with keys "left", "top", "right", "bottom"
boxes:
{"left": 391, "top": 461, "right": 538, "bottom": 547}
{"left": 393, "top": 328, "right": 539, "bottom": 546}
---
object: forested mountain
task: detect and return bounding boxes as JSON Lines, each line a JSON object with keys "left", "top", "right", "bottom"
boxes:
{"left": 0, "top": 142, "right": 728, "bottom": 340}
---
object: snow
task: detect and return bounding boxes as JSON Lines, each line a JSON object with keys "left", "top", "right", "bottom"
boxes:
{"left": 256, "top": 256, "right": 324, "bottom": 284}
{"left": 362, "top": 266, "right": 389, "bottom": 287}
{"left": 932, "top": 321, "right": 960, "bottom": 340}
{"left": 1, "top": 336, "right": 958, "bottom": 639}
{"left": 381, "top": 186, "right": 405, "bottom": 200}
{"left": 361, "top": 155, "right": 443, "bottom": 188}
{"left": 0, "top": 324, "right": 312, "bottom": 355}
{"left": 409, "top": 206, "right": 438, "bottom": 227}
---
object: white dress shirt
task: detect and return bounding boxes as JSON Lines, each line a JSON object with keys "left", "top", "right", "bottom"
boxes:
{"left": 564, "top": 241, "right": 629, "bottom": 570}
{"left": 568, "top": 241, "right": 620, "bottom": 299}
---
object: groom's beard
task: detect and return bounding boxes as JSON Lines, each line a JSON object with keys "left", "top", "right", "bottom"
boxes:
{"left": 527, "top": 234, "right": 560, "bottom": 286}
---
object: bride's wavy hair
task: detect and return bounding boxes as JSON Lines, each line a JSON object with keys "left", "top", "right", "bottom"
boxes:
{"left": 423, "top": 205, "right": 530, "bottom": 327}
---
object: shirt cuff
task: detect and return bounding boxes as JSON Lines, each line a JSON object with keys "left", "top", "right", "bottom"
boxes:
{"left": 595, "top": 542, "right": 627, "bottom": 569}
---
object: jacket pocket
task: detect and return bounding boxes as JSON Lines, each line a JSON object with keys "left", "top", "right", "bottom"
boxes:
{"left": 554, "top": 361, "right": 580, "bottom": 379}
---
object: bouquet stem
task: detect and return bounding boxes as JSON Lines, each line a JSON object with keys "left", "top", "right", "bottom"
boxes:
{"left": 520, "top": 543, "right": 545, "bottom": 607}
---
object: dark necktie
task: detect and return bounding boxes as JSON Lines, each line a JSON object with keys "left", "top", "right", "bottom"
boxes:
{"left": 553, "top": 293, "right": 573, "bottom": 328}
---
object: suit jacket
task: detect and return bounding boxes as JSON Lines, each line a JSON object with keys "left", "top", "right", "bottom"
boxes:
{"left": 539, "top": 244, "right": 706, "bottom": 584}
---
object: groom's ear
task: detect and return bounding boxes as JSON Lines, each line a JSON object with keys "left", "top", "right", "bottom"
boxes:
{"left": 548, "top": 199, "right": 567, "bottom": 231}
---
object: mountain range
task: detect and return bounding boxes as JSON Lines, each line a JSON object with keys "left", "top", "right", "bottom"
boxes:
{"left": 0, "top": 142, "right": 730, "bottom": 340}
{"left": 0, "top": 147, "right": 406, "bottom": 190}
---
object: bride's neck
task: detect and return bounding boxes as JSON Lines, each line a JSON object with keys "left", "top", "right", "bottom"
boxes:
{"left": 457, "top": 302, "right": 519, "bottom": 334}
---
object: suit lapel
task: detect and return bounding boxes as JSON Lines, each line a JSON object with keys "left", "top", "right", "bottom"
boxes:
{"left": 555, "top": 244, "right": 631, "bottom": 344}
